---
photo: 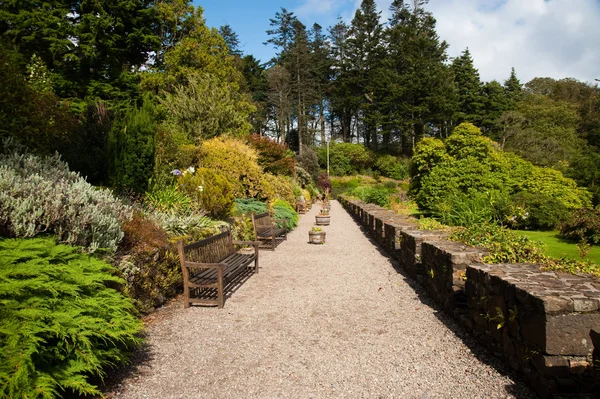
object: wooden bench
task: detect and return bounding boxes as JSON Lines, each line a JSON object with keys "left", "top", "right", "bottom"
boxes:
{"left": 251, "top": 212, "right": 287, "bottom": 251}
{"left": 177, "top": 231, "right": 259, "bottom": 308}
{"left": 296, "top": 200, "right": 307, "bottom": 214}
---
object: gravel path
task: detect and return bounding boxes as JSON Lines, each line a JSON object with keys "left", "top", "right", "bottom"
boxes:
{"left": 107, "top": 201, "right": 535, "bottom": 399}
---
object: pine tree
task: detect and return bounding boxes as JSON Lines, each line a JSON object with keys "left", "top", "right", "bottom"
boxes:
{"left": 328, "top": 17, "right": 357, "bottom": 142}
{"left": 219, "top": 24, "right": 243, "bottom": 56}
{"left": 386, "top": 0, "right": 457, "bottom": 153}
{"left": 481, "top": 80, "right": 509, "bottom": 133}
{"left": 309, "top": 23, "right": 332, "bottom": 145}
{"left": 451, "top": 48, "right": 485, "bottom": 125}
{"left": 264, "top": 8, "right": 296, "bottom": 62}
{"left": 347, "top": 0, "right": 385, "bottom": 148}
{"left": 504, "top": 67, "right": 523, "bottom": 108}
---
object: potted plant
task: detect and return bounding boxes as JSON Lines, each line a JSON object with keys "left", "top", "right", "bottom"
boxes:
{"left": 308, "top": 227, "right": 326, "bottom": 244}
{"left": 315, "top": 210, "right": 330, "bottom": 226}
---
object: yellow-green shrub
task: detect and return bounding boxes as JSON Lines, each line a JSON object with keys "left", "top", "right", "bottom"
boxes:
{"left": 179, "top": 167, "right": 235, "bottom": 218}
{"left": 263, "top": 173, "right": 295, "bottom": 205}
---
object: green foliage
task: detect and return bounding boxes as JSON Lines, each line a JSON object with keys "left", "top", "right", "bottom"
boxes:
{"left": 295, "top": 166, "right": 313, "bottom": 188}
{"left": 179, "top": 167, "right": 235, "bottom": 219}
{"left": 199, "top": 137, "right": 266, "bottom": 200}
{"left": 233, "top": 199, "right": 268, "bottom": 216}
{"left": 453, "top": 223, "right": 600, "bottom": 277}
{"left": 0, "top": 45, "right": 76, "bottom": 155}
{"left": 432, "top": 191, "right": 500, "bottom": 227}
{"left": 109, "top": 102, "right": 157, "bottom": 193}
{"left": 559, "top": 207, "right": 600, "bottom": 244}
{"left": 317, "top": 142, "right": 373, "bottom": 175}
{"left": 0, "top": 145, "right": 131, "bottom": 252}
{"left": 272, "top": 199, "right": 299, "bottom": 230}
{"left": 374, "top": 155, "right": 410, "bottom": 180}
{"left": 159, "top": 72, "right": 255, "bottom": 143}
{"left": 509, "top": 192, "right": 571, "bottom": 230}
{"left": 348, "top": 184, "right": 396, "bottom": 208}
{"left": 262, "top": 173, "right": 296, "bottom": 205}
{"left": 0, "top": 237, "right": 143, "bottom": 398}
{"left": 417, "top": 217, "right": 449, "bottom": 231}
{"left": 451, "top": 223, "right": 547, "bottom": 264}
{"left": 247, "top": 134, "right": 295, "bottom": 176}
{"left": 409, "top": 138, "right": 449, "bottom": 196}
{"left": 410, "top": 123, "right": 590, "bottom": 228}
{"left": 145, "top": 182, "right": 194, "bottom": 214}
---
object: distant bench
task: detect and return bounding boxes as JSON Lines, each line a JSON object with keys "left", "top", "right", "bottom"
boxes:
{"left": 177, "top": 231, "right": 259, "bottom": 308}
{"left": 251, "top": 212, "right": 287, "bottom": 251}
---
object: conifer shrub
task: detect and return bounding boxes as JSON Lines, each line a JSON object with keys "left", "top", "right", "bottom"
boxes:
{"left": 247, "top": 134, "right": 295, "bottom": 176}
{"left": 0, "top": 237, "right": 143, "bottom": 398}
{"left": 233, "top": 199, "right": 268, "bottom": 216}
{"left": 0, "top": 146, "right": 131, "bottom": 252}
{"left": 272, "top": 199, "right": 299, "bottom": 229}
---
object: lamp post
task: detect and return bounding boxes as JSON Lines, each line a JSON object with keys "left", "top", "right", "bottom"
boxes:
{"left": 326, "top": 134, "right": 330, "bottom": 177}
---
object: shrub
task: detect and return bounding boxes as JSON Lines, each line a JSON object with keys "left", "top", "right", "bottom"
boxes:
{"left": 375, "top": 155, "right": 410, "bottom": 180}
{"left": 317, "top": 142, "right": 373, "bottom": 176}
{"left": 145, "top": 209, "right": 217, "bottom": 238}
{"left": 452, "top": 222, "right": 600, "bottom": 277}
{"left": 0, "top": 237, "right": 143, "bottom": 398}
{"left": 262, "top": 173, "right": 295, "bottom": 205}
{"left": 145, "top": 182, "right": 194, "bottom": 213}
{"left": 247, "top": 134, "right": 295, "bottom": 176}
{"left": 0, "top": 147, "right": 131, "bottom": 252}
{"left": 272, "top": 199, "right": 299, "bottom": 230}
{"left": 451, "top": 223, "right": 547, "bottom": 264}
{"left": 295, "top": 166, "right": 313, "bottom": 188}
{"left": 410, "top": 123, "right": 590, "bottom": 216}
{"left": 178, "top": 167, "right": 235, "bottom": 218}
{"left": 330, "top": 176, "right": 360, "bottom": 198}
{"left": 233, "top": 199, "right": 268, "bottom": 216}
{"left": 109, "top": 102, "right": 157, "bottom": 193}
{"left": 347, "top": 184, "right": 395, "bottom": 208}
{"left": 296, "top": 145, "right": 319, "bottom": 182}
{"left": 509, "top": 192, "right": 571, "bottom": 230}
{"left": 559, "top": 207, "right": 600, "bottom": 244}
{"left": 432, "top": 191, "right": 498, "bottom": 227}
{"left": 318, "top": 172, "right": 331, "bottom": 195}
{"left": 199, "top": 137, "right": 269, "bottom": 200}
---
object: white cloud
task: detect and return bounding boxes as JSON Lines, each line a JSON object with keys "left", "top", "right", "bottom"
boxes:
{"left": 338, "top": 0, "right": 600, "bottom": 84}
{"left": 426, "top": 0, "right": 600, "bottom": 83}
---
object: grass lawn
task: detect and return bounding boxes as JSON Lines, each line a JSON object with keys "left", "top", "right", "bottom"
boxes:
{"left": 515, "top": 230, "right": 600, "bottom": 265}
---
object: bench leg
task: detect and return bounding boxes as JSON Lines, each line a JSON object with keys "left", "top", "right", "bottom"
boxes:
{"left": 271, "top": 235, "right": 275, "bottom": 251}
{"left": 217, "top": 268, "right": 224, "bottom": 309}
{"left": 183, "top": 284, "right": 190, "bottom": 308}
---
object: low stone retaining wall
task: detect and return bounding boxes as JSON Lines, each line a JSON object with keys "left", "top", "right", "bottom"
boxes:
{"left": 338, "top": 196, "right": 600, "bottom": 398}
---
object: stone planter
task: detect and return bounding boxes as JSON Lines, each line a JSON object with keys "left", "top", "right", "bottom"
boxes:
{"left": 308, "top": 230, "right": 326, "bottom": 244}
{"left": 315, "top": 215, "right": 330, "bottom": 226}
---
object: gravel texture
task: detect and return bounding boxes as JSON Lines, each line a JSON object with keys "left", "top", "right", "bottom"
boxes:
{"left": 106, "top": 201, "right": 535, "bottom": 399}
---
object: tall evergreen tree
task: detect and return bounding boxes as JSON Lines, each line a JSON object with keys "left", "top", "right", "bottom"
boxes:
{"left": 504, "top": 67, "right": 523, "bottom": 107}
{"left": 309, "top": 23, "right": 332, "bottom": 145}
{"left": 451, "top": 48, "right": 485, "bottom": 125}
{"left": 386, "top": 0, "right": 457, "bottom": 153}
{"left": 219, "top": 24, "right": 242, "bottom": 56}
{"left": 481, "top": 80, "right": 509, "bottom": 133}
{"left": 264, "top": 8, "right": 296, "bottom": 63}
{"left": 328, "top": 17, "right": 357, "bottom": 142}
{"left": 347, "top": 0, "right": 385, "bottom": 148}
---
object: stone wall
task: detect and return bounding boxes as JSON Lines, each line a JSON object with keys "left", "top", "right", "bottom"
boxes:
{"left": 338, "top": 196, "right": 600, "bottom": 398}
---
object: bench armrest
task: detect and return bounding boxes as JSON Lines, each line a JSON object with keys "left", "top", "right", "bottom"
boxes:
{"left": 274, "top": 219, "right": 288, "bottom": 230}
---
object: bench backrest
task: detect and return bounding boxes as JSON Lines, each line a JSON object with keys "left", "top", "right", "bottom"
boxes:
{"left": 252, "top": 212, "right": 272, "bottom": 231}
{"left": 180, "top": 230, "right": 234, "bottom": 264}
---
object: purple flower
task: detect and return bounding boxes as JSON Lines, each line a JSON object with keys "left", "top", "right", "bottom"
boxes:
{"left": 171, "top": 169, "right": 182, "bottom": 176}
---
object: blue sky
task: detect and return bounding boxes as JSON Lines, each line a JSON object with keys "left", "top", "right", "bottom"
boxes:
{"left": 195, "top": 0, "right": 600, "bottom": 84}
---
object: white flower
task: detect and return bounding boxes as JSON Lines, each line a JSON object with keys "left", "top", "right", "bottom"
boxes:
{"left": 188, "top": 166, "right": 195, "bottom": 174}
{"left": 197, "top": 186, "right": 204, "bottom": 192}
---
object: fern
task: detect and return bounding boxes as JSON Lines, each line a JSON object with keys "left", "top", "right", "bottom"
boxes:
{"left": 0, "top": 237, "right": 143, "bottom": 399}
